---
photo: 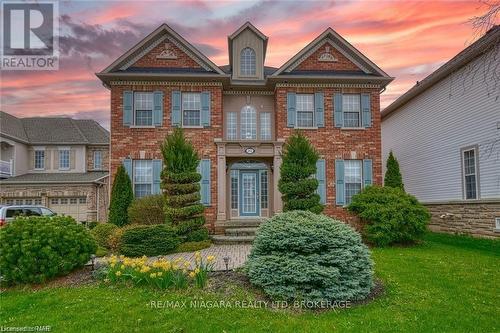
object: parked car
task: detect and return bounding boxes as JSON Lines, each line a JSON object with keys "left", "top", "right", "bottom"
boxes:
{"left": 0, "top": 205, "right": 56, "bottom": 226}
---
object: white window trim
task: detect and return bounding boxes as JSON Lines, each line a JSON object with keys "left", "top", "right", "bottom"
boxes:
{"left": 133, "top": 92, "right": 154, "bottom": 127}
{"left": 133, "top": 160, "right": 153, "bottom": 198}
{"left": 181, "top": 92, "right": 202, "bottom": 128}
{"left": 296, "top": 94, "right": 315, "bottom": 128}
{"left": 58, "top": 147, "right": 70, "bottom": 171}
{"left": 33, "top": 147, "right": 45, "bottom": 171}
{"left": 344, "top": 159, "right": 364, "bottom": 207}
{"left": 461, "top": 146, "right": 480, "bottom": 200}
{"left": 342, "top": 94, "right": 362, "bottom": 128}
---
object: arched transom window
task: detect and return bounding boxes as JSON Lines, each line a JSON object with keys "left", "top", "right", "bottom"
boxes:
{"left": 240, "top": 47, "right": 256, "bottom": 76}
{"left": 240, "top": 105, "right": 257, "bottom": 140}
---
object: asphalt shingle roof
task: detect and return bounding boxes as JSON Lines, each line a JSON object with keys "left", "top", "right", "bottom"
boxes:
{"left": 0, "top": 172, "right": 109, "bottom": 184}
{"left": 0, "top": 111, "right": 109, "bottom": 145}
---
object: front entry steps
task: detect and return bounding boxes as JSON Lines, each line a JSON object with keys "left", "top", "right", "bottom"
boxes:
{"left": 211, "top": 219, "right": 264, "bottom": 244}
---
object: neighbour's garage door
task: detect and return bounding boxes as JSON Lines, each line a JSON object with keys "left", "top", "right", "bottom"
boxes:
{"left": 49, "top": 197, "right": 88, "bottom": 222}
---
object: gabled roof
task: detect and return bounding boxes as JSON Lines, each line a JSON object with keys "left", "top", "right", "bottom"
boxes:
{"left": 228, "top": 22, "right": 269, "bottom": 71}
{"left": 0, "top": 111, "right": 109, "bottom": 145}
{"left": 98, "top": 23, "right": 224, "bottom": 75}
{"left": 382, "top": 25, "right": 500, "bottom": 119}
{"left": 271, "top": 27, "right": 392, "bottom": 80}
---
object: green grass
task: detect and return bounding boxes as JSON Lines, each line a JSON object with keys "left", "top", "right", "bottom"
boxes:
{"left": 1, "top": 233, "right": 499, "bottom": 332}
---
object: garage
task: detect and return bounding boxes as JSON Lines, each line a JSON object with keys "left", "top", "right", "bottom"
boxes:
{"left": 49, "top": 197, "right": 88, "bottom": 222}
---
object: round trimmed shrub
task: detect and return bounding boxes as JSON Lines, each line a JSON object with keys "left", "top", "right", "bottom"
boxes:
{"left": 119, "top": 224, "right": 181, "bottom": 257}
{"left": 0, "top": 216, "right": 97, "bottom": 285}
{"left": 90, "top": 223, "right": 118, "bottom": 249}
{"left": 348, "top": 186, "right": 430, "bottom": 246}
{"left": 128, "top": 195, "right": 166, "bottom": 225}
{"left": 246, "top": 211, "right": 373, "bottom": 302}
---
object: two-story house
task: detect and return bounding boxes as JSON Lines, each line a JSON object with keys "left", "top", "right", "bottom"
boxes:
{"left": 96, "top": 22, "right": 393, "bottom": 237}
{"left": 382, "top": 26, "right": 500, "bottom": 238}
{"left": 0, "top": 111, "right": 110, "bottom": 222}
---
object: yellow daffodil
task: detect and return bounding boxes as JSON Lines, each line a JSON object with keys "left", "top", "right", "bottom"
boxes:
{"left": 189, "top": 271, "right": 196, "bottom": 278}
{"left": 120, "top": 265, "right": 125, "bottom": 270}
{"left": 206, "top": 255, "right": 215, "bottom": 262}
{"left": 157, "top": 272, "right": 163, "bottom": 277}
{"left": 150, "top": 273, "right": 157, "bottom": 278}
{"left": 110, "top": 263, "right": 116, "bottom": 268}
{"left": 184, "top": 261, "right": 190, "bottom": 268}
{"left": 115, "top": 271, "right": 122, "bottom": 277}
{"left": 194, "top": 268, "right": 200, "bottom": 274}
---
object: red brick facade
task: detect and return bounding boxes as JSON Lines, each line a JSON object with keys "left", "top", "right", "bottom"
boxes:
{"left": 103, "top": 24, "right": 390, "bottom": 232}
{"left": 295, "top": 43, "right": 360, "bottom": 72}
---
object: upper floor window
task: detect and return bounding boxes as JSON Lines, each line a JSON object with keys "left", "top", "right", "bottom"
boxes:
{"left": 296, "top": 94, "right": 314, "bottom": 127}
{"left": 227, "top": 112, "right": 238, "bottom": 140}
{"left": 240, "top": 48, "right": 256, "bottom": 76}
{"left": 182, "top": 92, "right": 201, "bottom": 127}
{"left": 94, "top": 151, "right": 102, "bottom": 170}
{"left": 240, "top": 105, "right": 257, "bottom": 140}
{"left": 462, "top": 147, "right": 478, "bottom": 200}
{"left": 133, "top": 160, "right": 152, "bottom": 198}
{"left": 134, "top": 92, "right": 153, "bottom": 126}
{"left": 34, "top": 149, "right": 44, "bottom": 170}
{"left": 59, "top": 149, "right": 70, "bottom": 170}
{"left": 343, "top": 94, "right": 361, "bottom": 127}
{"left": 260, "top": 112, "right": 271, "bottom": 140}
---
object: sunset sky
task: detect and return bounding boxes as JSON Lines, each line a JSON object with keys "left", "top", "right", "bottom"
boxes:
{"left": 0, "top": 0, "right": 496, "bottom": 129}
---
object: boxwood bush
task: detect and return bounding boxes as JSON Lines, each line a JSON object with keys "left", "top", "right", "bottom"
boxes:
{"left": 0, "top": 216, "right": 96, "bottom": 285}
{"left": 90, "top": 223, "right": 118, "bottom": 249}
{"left": 348, "top": 186, "right": 430, "bottom": 246}
{"left": 128, "top": 195, "right": 166, "bottom": 225}
{"left": 119, "top": 224, "right": 181, "bottom": 257}
{"left": 246, "top": 211, "right": 373, "bottom": 303}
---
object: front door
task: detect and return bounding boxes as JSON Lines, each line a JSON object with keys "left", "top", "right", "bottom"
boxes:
{"left": 239, "top": 171, "right": 259, "bottom": 216}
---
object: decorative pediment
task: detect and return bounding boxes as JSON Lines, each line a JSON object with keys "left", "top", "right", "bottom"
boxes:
{"left": 318, "top": 46, "right": 337, "bottom": 62}
{"left": 156, "top": 43, "right": 177, "bottom": 59}
{"left": 271, "top": 28, "right": 391, "bottom": 78}
{"left": 100, "top": 24, "right": 224, "bottom": 75}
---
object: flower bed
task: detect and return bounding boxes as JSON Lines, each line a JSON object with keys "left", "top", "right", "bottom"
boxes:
{"left": 102, "top": 251, "right": 215, "bottom": 289}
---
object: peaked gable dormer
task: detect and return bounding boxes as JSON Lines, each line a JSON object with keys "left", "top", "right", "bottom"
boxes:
{"left": 99, "top": 24, "right": 224, "bottom": 75}
{"left": 228, "top": 22, "right": 268, "bottom": 81}
{"left": 272, "top": 28, "right": 391, "bottom": 79}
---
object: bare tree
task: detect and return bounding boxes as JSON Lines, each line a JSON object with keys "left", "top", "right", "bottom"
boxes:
{"left": 469, "top": 0, "right": 499, "bottom": 40}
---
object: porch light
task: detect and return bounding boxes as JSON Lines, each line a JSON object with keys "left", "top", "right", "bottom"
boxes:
{"left": 223, "top": 256, "right": 230, "bottom": 272}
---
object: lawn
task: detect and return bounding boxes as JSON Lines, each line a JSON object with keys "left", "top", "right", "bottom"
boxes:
{"left": 1, "top": 233, "right": 499, "bottom": 333}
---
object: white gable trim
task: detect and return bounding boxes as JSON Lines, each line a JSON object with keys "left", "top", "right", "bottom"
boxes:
{"left": 119, "top": 35, "right": 212, "bottom": 71}
{"left": 272, "top": 28, "right": 390, "bottom": 77}
{"left": 284, "top": 39, "right": 370, "bottom": 73}
{"left": 100, "top": 23, "right": 224, "bottom": 75}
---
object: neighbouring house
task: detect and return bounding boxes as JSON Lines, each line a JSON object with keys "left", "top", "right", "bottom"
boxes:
{"left": 96, "top": 22, "right": 393, "bottom": 237}
{"left": 0, "top": 111, "right": 110, "bottom": 222}
{"left": 382, "top": 26, "right": 500, "bottom": 238}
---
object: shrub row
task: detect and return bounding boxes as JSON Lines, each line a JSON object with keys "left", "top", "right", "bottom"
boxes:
{"left": 0, "top": 216, "right": 96, "bottom": 285}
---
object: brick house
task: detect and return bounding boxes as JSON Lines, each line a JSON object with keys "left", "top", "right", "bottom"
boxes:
{"left": 97, "top": 22, "right": 393, "bottom": 236}
{"left": 0, "top": 111, "right": 110, "bottom": 222}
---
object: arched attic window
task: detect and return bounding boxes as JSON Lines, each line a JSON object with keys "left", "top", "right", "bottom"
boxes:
{"left": 240, "top": 47, "right": 256, "bottom": 76}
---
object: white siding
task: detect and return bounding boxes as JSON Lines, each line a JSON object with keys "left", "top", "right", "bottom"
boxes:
{"left": 382, "top": 50, "right": 500, "bottom": 202}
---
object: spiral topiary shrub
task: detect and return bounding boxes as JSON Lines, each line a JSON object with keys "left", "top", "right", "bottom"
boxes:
{"left": 0, "top": 216, "right": 97, "bottom": 285}
{"left": 246, "top": 211, "right": 373, "bottom": 303}
{"left": 161, "top": 129, "right": 208, "bottom": 241}
{"left": 348, "top": 186, "right": 430, "bottom": 246}
{"left": 278, "top": 132, "right": 323, "bottom": 214}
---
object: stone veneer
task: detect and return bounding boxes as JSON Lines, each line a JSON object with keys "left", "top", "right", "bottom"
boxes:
{"left": 425, "top": 200, "right": 500, "bottom": 238}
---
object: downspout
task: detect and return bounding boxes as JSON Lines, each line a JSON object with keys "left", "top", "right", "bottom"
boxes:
{"left": 96, "top": 183, "right": 99, "bottom": 221}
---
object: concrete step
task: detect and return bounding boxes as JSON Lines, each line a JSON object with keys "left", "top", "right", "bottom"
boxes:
{"left": 216, "top": 219, "right": 264, "bottom": 228}
{"left": 225, "top": 227, "right": 259, "bottom": 236}
{"left": 211, "top": 235, "right": 255, "bottom": 245}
